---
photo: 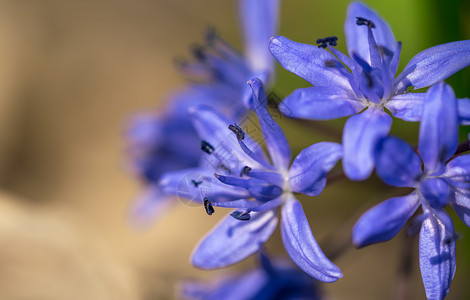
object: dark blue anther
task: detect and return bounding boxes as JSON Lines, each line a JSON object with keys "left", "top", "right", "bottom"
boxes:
{"left": 230, "top": 211, "right": 250, "bottom": 221}
{"left": 203, "top": 198, "right": 215, "bottom": 216}
{"left": 191, "top": 44, "right": 206, "bottom": 60}
{"left": 228, "top": 123, "right": 245, "bottom": 140}
{"left": 191, "top": 179, "right": 203, "bottom": 187}
{"left": 356, "top": 17, "right": 375, "bottom": 28}
{"left": 240, "top": 166, "right": 251, "bottom": 177}
{"left": 201, "top": 140, "right": 215, "bottom": 154}
{"left": 316, "top": 36, "right": 338, "bottom": 48}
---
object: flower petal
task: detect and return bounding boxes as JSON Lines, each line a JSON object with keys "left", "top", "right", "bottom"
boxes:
{"left": 375, "top": 137, "right": 422, "bottom": 187}
{"left": 395, "top": 40, "right": 470, "bottom": 93}
{"left": 180, "top": 270, "right": 266, "bottom": 300}
{"left": 269, "top": 35, "right": 353, "bottom": 92}
{"left": 125, "top": 111, "right": 200, "bottom": 183}
{"left": 420, "top": 178, "right": 451, "bottom": 209}
{"left": 192, "top": 210, "right": 278, "bottom": 269}
{"left": 239, "top": 0, "right": 280, "bottom": 82}
{"left": 352, "top": 193, "right": 420, "bottom": 247}
{"left": 450, "top": 188, "right": 470, "bottom": 228}
{"left": 458, "top": 98, "right": 470, "bottom": 125}
{"left": 343, "top": 107, "right": 392, "bottom": 181}
{"left": 159, "top": 168, "right": 249, "bottom": 203}
{"left": 385, "top": 93, "right": 426, "bottom": 121}
{"left": 211, "top": 196, "right": 283, "bottom": 212}
{"left": 289, "top": 142, "right": 342, "bottom": 196}
{"left": 419, "top": 82, "right": 458, "bottom": 175}
{"left": 129, "top": 186, "right": 174, "bottom": 228}
{"left": 345, "top": 2, "right": 396, "bottom": 65}
{"left": 419, "top": 212, "right": 456, "bottom": 300}
{"left": 248, "top": 79, "right": 291, "bottom": 169}
{"left": 189, "top": 105, "right": 267, "bottom": 171}
{"left": 443, "top": 154, "right": 470, "bottom": 183}
{"left": 280, "top": 195, "right": 342, "bottom": 282}
{"left": 280, "top": 87, "right": 365, "bottom": 120}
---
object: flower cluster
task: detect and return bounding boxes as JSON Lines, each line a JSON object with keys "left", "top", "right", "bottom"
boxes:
{"left": 125, "top": 1, "right": 470, "bottom": 299}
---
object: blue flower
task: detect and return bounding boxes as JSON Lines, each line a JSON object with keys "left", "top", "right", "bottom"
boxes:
{"left": 126, "top": 0, "right": 280, "bottom": 224}
{"left": 180, "top": 252, "right": 323, "bottom": 300}
{"left": 269, "top": 1, "right": 470, "bottom": 181}
{"left": 160, "top": 79, "right": 343, "bottom": 282}
{"left": 352, "top": 82, "right": 470, "bottom": 300}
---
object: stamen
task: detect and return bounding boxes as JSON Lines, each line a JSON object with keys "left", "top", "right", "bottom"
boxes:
{"left": 190, "top": 44, "right": 206, "bottom": 60}
{"left": 201, "top": 140, "right": 215, "bottom": 154}
{"left": 356, "top": 17, "right": 375, "bottom": 28}
{"left": 203, "top": 198, "right": 215, "bottom": 216}
{"left": 230, "top": 211, "right": 251, "bottom": 221}
{"left": 228, "top": 123, "right": 245, "bottom": 140}
{"left": 191, "top": 180, "right": 203, "bottom": 187}
{"left": 240, "top": 166, "right": 252, "bottom": 177}
{"left": 316, "top": 36, "right": 338, "bottom": 48}
{"left": 204, "top": 26, "right": 217, "bottom": 44}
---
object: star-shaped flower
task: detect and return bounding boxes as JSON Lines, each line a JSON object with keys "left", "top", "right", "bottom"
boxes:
{"left": 159, "top": 79, "right": 343, "bottom": 282}
{"left": 269, "top": 1, "right": 470, "bottom": 181}
{"left": 352, "top": 82, "right": 469, "bottom": 300}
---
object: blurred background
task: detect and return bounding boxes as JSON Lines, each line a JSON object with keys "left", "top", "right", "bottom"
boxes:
{"left": 0, "top": 0, "right": 468, "bottom": 299}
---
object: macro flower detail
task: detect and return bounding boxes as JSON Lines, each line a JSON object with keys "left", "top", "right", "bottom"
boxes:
{"left": 159, "top": 79, "right": 343, "bottom": 282}
{"left": 126, "top": 0, "right": 280, "bottom": 224}
{"left": 352, "top": 82, "right": 469, "bottom": 300}
{"left": 180, "top": 252, "right": 323, "bottom": 300}
{"left": 269, "top": 1, "right": 470, "bottom": 181}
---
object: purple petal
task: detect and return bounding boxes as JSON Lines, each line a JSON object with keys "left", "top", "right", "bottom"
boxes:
{"left": 269, "top": 36, "right": 354, "bottom": 92}
{"left": 395, "top": 40, "right": 470, "bottom": 93}
{"left": 192, "top": 210, "right": 278, "bottom": 269}
{"left": 419, "top": 212, "right": 456, "bottom": 300}
{"left": 419, "top": 82, "right": 458, "bottom": 175}
{"left": 289, "top": 142, "right": 342, "bottom": 196}
{"left": 375, "top": 137, "right": 422, "bottom": 188}
{"left": 239, "top": 0, "right": 280, "bottom": 82}
{"left": 443, "top": 154, "right": 470, "bottom": 183}
{"left": 385, "top": 93, "right": 426, "bottom": 121}
{"left": 248, "top": 79, "right": 291, "bottom": 169}
{"left": 458, "top": 98, "right": 470, "bottom": 125}
{"left": 159, "top": 168, "right": 249, "bottom": 203}
{"left": 343, "top": 107, "right": 392, "bottom": 181}
{"left": 280, "top": 195, "right": 342, "bottom": 282}
{"left": 212, "top": 196, "right": 283, "bottom": 212}
{"left": 450, "top": 188, "right": 470, "bottom": 228}
{"left": 280, "top": 87, "right": 365, "bottom": 120}
{"left": 353, "top": 193, "right": 420, "bottom": 247}
{"left": 345, "top": 2, "right": 396, "bottom": 65}
{"left": 420, "top": 178, "right": 451, "bottom": 209}
{"left": 189, "top": 105, "right": 267, "bottom": 171}
{"left": 180, "top": 270, "right": 267, "bottom": 300}
{"left": 129, "top": 186, "right": 174, "bottom": 228}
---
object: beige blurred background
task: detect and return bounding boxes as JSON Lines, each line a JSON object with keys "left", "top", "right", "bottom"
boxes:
{"left": 0, "top": 0, "right": 467, "bottom": 299}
